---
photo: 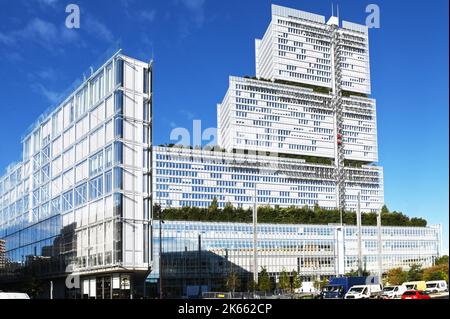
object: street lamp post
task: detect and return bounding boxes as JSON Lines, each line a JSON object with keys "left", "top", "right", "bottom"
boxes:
{"left": 252, "top": 183, "right": 258, "bottom": 291}
{"left": 159, "top": 208, "right": 164, "bottom": 299}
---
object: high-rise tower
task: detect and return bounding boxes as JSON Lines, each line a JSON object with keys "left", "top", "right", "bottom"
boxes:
{"left": 218, "top": 4, "right": 381, "bottom": 213}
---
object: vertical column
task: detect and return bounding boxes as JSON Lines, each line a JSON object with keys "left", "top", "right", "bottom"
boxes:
{"left": 330, "top": 24, "right": 346, "bottom": 216}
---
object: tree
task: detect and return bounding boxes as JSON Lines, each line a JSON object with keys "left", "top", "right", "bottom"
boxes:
{"left": 292, "top": 271, "right": 302, "bottom": 291}
{"left": 278, "top": 269, "right": 290, "bottom": 291}
{"left": 258, "top": 267, "right": 271, "bottom": 293}
{"left": 423, "top": 264, "right": 449, "bottom": 282}
{"left": 226, "top": 272, "right": 240, "bottom": 293}
{"left": 345, "top": 269, "right": 371, "bottom": 277}
{"left": 435, "top": 255, "right": 449, "bottom": 266}
{"left": 155, "top": 204, "right": 428, "bottom": 227}
{"left": 208, "top": 197, "right": 219, "bottom": 214}
{"left": 313, "top": 278, "right": 328, "bottom": 292}
{"left": 385, "top": 267, "right": 408, "bottom": 286}
{"left": 407, "top": 264, "right": 424, "bottom": 282}
{"left": 247, "top": 278, "right": 257, "bottom": 292}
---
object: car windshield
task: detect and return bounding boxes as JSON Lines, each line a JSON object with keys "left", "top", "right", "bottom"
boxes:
{"left": 403, "top": 291, "right": 416, "bottom": 296}
{"left": 426, "top": 284, "right": 437, "bottom": 288}
{"left": 405, "top": 285, "right": 415, "bottom": 289}
{"left": 323, "top": 286, "right": 342, "bottom": 292}
{"left": 349, "top": 287, "right": 364, "bottom": 293}
{"left": 383, "top": 287, "right": 395, "bottom": 291}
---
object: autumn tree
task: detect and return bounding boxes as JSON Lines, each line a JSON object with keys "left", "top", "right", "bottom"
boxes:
{"left": 385, "top": 267, "right": 408, "bottom": 285}
{"left": 407, "top": 264, "right": 424, "bottom": 282}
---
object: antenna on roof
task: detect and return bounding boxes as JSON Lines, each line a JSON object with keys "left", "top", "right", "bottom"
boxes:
{"left": 331, "top": 3, "right": 334, "bottom": 17}
{"left": 337, "top": 4, "right": 340, "bottom": 20}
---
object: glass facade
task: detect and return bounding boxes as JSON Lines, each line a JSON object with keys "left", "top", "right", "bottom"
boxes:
{"left": 149, "top": 221, "right": 442, "bottom": 298}
{"left": 0, "top": 52, "right": 153, "bottom": 299}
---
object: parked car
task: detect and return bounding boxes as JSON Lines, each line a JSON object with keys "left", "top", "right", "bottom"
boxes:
{"left": 344, "top": 284, "right": 383, "bottom": 299}
{"left": 425, "top": 280, "right": 448, "bottom": 293}
{"left": 401, "top": 290, "right": 431, "bottom": 300}
{"left": 402, "top": 281, "right": 427, "bottom": 291}
{"left": 382, "top": 285, "right": 407, "bottom": 299}
{"left": 0, "top": 292, "right": 31, "bottom": 299}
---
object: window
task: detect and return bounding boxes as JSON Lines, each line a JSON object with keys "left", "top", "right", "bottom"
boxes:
{"left": 63, "top": 191, "right": 73, "bottom": 212}
{"left": 113, "top": 193, "right": 123, "bottom": 217}
{"left": 41, "top": 202, "right": 50, "bottom": 220}
{"left": 105, "top": 145, "right": 113, "bottom": 168}
{"left": 143, "top": 67, "right": 149, "bottom": 94}
{"left": 143, "top": 99, "right": 150, "bottom": 122}
{"left": 51, "top": 197, "right": 61, "bottom": 215}
{"left": 69, "top": 102, "right": 75, "bottom": 124}
{"left": 89, "top": 151, "right": 104, "bottom": 176}
{"left": 41, "top": 164, "right": 50, "bottom": 183}
{"left": 114, "top": 117, "right": 123, "bottom": 138}
{"left": 41, "top": 145, "right": 51, "bottom": 164}
{"left": 41, "top": 183, "right": 50, "bottom": 202}
{"left": 75, "top": 183, "right": 87, "bottom": 207}
{"left": 114, "top": 142, "right": 123, "bottom": 164}
{"left": 114, "top": 91, "right": 123, "bottom": 115}
{"left": 90, "top": 176, "right": 103, "bottom": 200}
{"left": 33, "top": 130, "right": 41, "bottom": 154}
{"left": 106, "top": 64, "right": 113, "bottom": 94}
{"left": 114, "top": 167, "right": 123, "bottom": 190}
{"left": 105, "top": 170, "right": 112, "bottom": 194}
{"left": 23, "top": 138, "right": 31, "bottom": 160}
{"left": 33, "top": 171, "right": 41, "bottom": 189}
{"left": 115, "top": 59, "right": 124, "bottom": 86}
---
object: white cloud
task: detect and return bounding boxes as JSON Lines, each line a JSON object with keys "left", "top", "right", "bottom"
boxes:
{"left": 85, "top": 15, "right": 114, "bottom": 43}
{"left": 179, "top": 0, "right": 206, "bottom": 11}
{"left": 169, "top": 121, "right": 178, "bottom": 128}
{"left": 35, "top": 0, "right": 59, "bottom": 7}
{"left": 31, "top": 83, "right": 62, "bottom": 104}
{"left": 175, "top": 0, "right": 207, "bottom": 37}
{"left": 0, "top": 18, "right": 80, "bottom": 51}
{"left": 179, "top": 109, "right": 196, "bottom": 120}
{"left": 21, "top": 18, "right": 58, "bottom": 44}
{"left": 36, "top": 68, "right": 58, "bottom": 80}
{"left": 0, "top": 32, "right": 14, "bottom": 45}
{"left": 139, "top": 9, "right": 157, "bottom": 23}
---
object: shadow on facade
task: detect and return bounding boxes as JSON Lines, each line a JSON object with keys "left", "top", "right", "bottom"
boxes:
{"left": 149, "top": 250, "right": 252, "bottom": 299}
{"left": 0, "top": 223, "right": 77, "bottom": 299}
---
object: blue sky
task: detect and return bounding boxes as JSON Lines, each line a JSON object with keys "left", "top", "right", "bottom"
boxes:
{"left": 0, "top": 0, "right": 448, "bottom": 253}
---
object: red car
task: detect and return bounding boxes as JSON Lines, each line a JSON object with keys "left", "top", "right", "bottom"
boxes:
{"left": 401, "top": 290, "right": 431, "bottom": 300}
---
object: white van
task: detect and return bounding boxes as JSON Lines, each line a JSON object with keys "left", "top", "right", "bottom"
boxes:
{"left": 344, "top": 284, "right": 383, "bottom": 299}
{"left": 381, "top": 285, "right": 407, "bottom": 299}
{"left": 425, "top": 280, "right": 448, "bottom": 293}
{"left": 0, "top": 292, "right": 31, "bottom": 299}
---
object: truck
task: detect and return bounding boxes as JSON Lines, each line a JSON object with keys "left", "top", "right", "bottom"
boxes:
{"left": 402, "top": 281, "right": 427, "bottom": 291}
{"left": 0, "top": 292, "right": 30, "bottom": 299}
{"left": 344, "top": 284, "right": 383, "bottom": 299}
{"left": 321, "top": 277, "right": 374, "bottom": 299}
{"left": 425, "top": 280, "right": 448, "bottom": 293}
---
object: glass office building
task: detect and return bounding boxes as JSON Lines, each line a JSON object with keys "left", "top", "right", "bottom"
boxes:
{"left": 149, "top": 221, "right": 442, "bottom": 298}
{"left": 0, "top": 51, "right": 153, "bottom": 299}
{"left": 0, "top": 4, "right": 441, "bottom": 300}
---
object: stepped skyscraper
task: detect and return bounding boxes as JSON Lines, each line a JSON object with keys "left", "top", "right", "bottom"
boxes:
{"left": 157, "top": 4, "right": 383, "bottom": 213}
